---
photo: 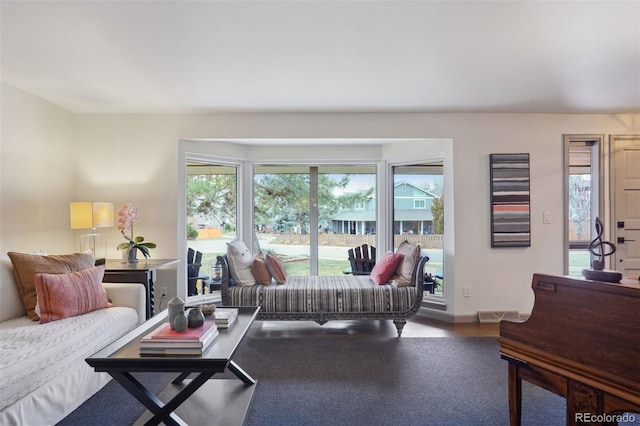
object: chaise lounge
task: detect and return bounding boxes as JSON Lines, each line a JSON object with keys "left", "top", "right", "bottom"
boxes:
{"left": 218, "top": 240, "right": 429, "bottom": 336}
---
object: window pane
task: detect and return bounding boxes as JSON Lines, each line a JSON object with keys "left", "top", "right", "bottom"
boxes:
{"left": 393, "top": 164, "right": 444, "bottom": 296}
{"left": 254, "top": 165, "right": 376, "bottom": 276}
{"left": 322, "top": 167, "right": 376, "bottom": 276}
{"left": 565, "top": 137, "right": 600, "bottom": 276}
{"left": 254, "top": 166, "right": 311, "bottom": 276}
{"left": 186, "top": 162, "right": 237, "bottom": 294}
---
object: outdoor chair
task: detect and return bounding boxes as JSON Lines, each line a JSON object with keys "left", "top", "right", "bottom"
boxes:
{"left": 346, "top": 243, "right": 376, "bottom": 275}
{"left": 187, "top": 247, "right": 208, "bottom": 295}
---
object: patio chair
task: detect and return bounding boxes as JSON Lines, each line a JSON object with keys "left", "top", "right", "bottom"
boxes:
{"left": 346, "top": 243, "right": 376, "bottom": 275}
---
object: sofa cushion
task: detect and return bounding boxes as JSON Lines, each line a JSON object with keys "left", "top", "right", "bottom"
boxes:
{"left": 228, "top": 275, "right": 417, "bottom": 313}
{"left": 7, "top": 252, "right": 95, "bottom": 321}
{"left": 370, "top": 252, "right": 404, "bottom": 285}
{"left": 265, "top": 254, "right": 287, "bottom": 284}
{"left": 389, "top": 241, "right": 421, "bottom": 287}
{"left": 0, "top": 306, "right": 138, "bottom": 416}
{"left": 226, "top": 238, "right": 256, "bottom": 286}
{"left": 251, "top": 255, "right": 272, "bottom": 285}
{"left": 34, "top": 267, "right": 111, "bottom": 324}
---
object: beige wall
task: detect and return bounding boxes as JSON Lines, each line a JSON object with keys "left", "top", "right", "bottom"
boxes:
{"left": 2, "top": 82, "right": 639, "bottom": 319}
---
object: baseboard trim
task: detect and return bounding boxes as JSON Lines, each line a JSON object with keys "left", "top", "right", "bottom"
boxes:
{"left": 417, "top": 308, "right": 532, "bottom": 323}
{"left": 416, "top": 307, "right": 478, "bottom": 323}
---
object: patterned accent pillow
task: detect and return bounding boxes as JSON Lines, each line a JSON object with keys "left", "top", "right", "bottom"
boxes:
{"left": 251, "top": 255, "right": 272, "bottom": 285}
{"left": 226, "top": 238, "right": 256, "bottom": 286}
{"left": 370, "top": 252, "right": 404, "bottom": 285}
{"left": 265, "top": 254, "right": 287, "bottom": 284}
{"left": 7, "top": 251, "right": 95, "bottom": 320}
{"left": 34, "top": 266, "right": 111, "bottom": 324}
{"left": 389, "top": 241, "right": 421, "bottom": 287}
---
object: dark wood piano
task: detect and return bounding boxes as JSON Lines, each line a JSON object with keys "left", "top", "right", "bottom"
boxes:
{"left": 499, "top": 274, "right": 640, "bottom": 426}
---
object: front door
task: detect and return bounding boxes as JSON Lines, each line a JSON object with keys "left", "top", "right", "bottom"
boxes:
{"left": 612, "top": 135, "right": 640, "bottom": 278}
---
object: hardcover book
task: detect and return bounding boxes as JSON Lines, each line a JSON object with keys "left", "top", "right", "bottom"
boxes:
{"left": 143, "top": 322, "right": 216, "bottom": 341}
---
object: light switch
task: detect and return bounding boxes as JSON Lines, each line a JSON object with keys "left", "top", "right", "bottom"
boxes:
{"left": 543, "top": 211, "right": 551, "bottom": 224}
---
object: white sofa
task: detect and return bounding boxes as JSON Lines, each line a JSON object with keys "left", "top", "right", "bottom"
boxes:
{"left": 0, "top": 256, "right": 146, "bottom": 426}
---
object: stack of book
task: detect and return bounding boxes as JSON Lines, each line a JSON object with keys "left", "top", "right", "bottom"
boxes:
{"left": 211, "top": 308, "right": 239, "bottom": 328}
{"left": 139, "top": 321, "right": 218, "bottom": 356}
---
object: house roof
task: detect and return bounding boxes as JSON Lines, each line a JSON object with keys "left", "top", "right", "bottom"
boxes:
{"left": 1, "top": 1, "right": 638, "bottom": 114}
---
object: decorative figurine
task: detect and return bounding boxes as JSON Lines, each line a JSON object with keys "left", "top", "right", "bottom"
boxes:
{"left": 187, "top": 307, "right": 205, "bottom": 328}
{"left": 167, "top": 297, "right": 185, "bottom": 330}
{"left": 173, "top": 310, "right": 188, "bottom": 332}
{"left": 582, "top": 217, "right": 622, "bottom": 283}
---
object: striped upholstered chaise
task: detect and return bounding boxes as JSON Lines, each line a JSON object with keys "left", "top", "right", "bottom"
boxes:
{"left": 217, "top": 249, "right": 429, "bottom": 337}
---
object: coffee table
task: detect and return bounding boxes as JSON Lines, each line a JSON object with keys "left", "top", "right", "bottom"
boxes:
{"left": 86, "top": 306, "right": 260, "bottom": 426}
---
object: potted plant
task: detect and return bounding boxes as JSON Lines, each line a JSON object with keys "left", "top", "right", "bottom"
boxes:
{"left": 116, "top": 203, "right": 156, "bottom": 263}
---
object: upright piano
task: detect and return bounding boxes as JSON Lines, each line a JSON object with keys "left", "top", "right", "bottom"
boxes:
{"left": 499, "top": 274, "right": 640, "bottom": 425}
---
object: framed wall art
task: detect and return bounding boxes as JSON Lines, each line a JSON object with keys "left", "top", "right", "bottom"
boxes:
{"left": 490, "top": 153, "right": 530, "bottom": 247}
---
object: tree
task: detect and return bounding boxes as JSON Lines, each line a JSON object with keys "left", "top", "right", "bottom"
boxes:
{"left": 254, "top": 173, "right": 360, "bottom": 233}
{"left": 431, "top": 196, "right": 444, "bottom": 234}
{"left": 186, "top": 174, "right": 236, "bottom": 228}
{"left": 568, "top": 174, "right": 591, "bottom": 240}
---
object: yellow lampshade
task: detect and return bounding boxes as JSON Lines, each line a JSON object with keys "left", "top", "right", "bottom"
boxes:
{"left": 70, "top": 202, "right": 114, "bottom": 229}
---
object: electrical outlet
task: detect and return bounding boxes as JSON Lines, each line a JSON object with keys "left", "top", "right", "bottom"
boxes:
{"left": 463, "top": 286, "right": 470, "bottom": 297}
{"left": 160, "top": 287, "right": 167, "bottom": 297}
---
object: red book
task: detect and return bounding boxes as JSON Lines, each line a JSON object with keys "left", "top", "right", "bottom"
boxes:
{"left": 148, "top": 322, "right": 215, "bottom": 341}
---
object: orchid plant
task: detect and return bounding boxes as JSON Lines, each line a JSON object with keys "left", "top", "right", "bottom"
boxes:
{"left": 116, "top": 204, "right": 157, "bottom": 258}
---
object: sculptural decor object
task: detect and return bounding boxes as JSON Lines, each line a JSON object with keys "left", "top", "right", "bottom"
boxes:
{"left": 582, "top": 217, "right": 622, "bottom": 283}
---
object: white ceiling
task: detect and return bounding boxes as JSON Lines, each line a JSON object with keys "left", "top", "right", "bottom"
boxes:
{"left": 1, "top": 1, "right": 639, "bottom": 114}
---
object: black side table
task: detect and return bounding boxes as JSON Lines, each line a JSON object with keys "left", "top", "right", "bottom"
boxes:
{"left": 103, "top": 259, "right": 179, "bottom": 319}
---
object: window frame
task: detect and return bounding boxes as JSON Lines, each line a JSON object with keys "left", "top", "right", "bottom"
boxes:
{"left": 178, "top": 138, "right": 452, "bottom": 310}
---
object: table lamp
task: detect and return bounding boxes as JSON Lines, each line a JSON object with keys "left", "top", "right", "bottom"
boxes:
{"left": 70, "top": 201, "right": 114, "bottom": 263}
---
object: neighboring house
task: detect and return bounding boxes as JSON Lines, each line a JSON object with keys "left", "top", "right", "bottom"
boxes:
{"left": 331, "top": 182, "right": 438, "bottom": 235}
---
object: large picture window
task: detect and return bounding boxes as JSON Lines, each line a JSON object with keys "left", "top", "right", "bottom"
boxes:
{"left": 254, "top": 165, "right": 376, "bottom": 276}
{"left": 179, "top": 138, "right": 451, "bottom": 307}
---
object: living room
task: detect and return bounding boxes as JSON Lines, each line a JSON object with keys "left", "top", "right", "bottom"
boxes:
{"left": 1, "top": 1, "right": 639, "bottom": 424}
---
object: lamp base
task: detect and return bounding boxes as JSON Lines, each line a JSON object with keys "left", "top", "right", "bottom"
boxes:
{"left": 582, "top": 268, "right": 622, "bottom": 283}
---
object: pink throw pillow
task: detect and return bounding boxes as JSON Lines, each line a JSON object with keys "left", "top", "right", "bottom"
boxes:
{"left": 370, "top": 252, "right": 404, "bottom": 285}
{"left": 34, "top": 266, "right": 111, "bottom": 324}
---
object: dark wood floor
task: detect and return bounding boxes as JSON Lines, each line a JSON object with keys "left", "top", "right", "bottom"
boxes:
{"left": 245, "top": 315, "right": 500, "bottom": 339}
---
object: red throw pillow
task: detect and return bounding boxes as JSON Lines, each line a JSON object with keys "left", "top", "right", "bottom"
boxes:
{"left": 370, "top": 252, "right": 404, "bottom": 285}
{"left": 265, "top": 254, "right": 287, "bottom": 284}
{"left": 34, "top": 266, "right": 111, "bottom": 324}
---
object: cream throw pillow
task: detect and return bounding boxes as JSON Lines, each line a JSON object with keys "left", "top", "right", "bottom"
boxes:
{"left": 389, "top": 241, "right": 421, "bottom": 287}
{"left": 226, "top": 238, "right": 256, "bottom": 286}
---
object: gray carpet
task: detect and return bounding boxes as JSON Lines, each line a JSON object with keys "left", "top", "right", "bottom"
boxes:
{"left": 58, "top": 336, "right": 637, "bottom": 426}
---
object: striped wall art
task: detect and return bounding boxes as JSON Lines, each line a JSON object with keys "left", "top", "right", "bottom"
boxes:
{"left": 490, "top": 153, "right": 531, "bottom": 247}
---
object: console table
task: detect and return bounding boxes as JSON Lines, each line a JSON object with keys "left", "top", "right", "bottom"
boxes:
{"left": 103, "top": 259, "right": 179, "bottom": 319}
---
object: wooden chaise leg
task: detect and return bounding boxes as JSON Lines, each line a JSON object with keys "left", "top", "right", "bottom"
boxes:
{"left": 393, "top": 319, "right": 406, "bottom": 337}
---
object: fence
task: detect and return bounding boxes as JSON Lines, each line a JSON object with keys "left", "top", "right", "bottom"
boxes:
{"left": 271, "top": 233, "right": 443, "bottom": 249}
